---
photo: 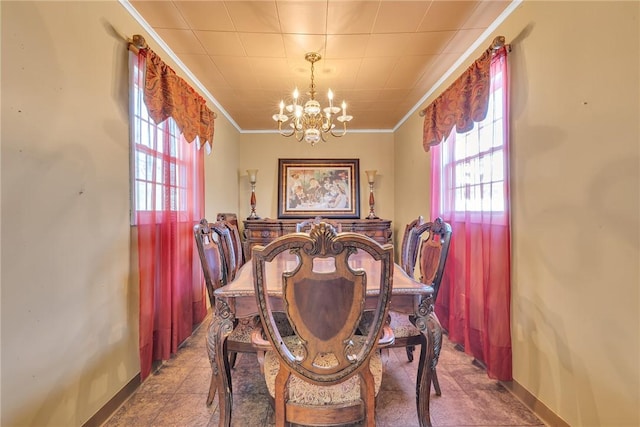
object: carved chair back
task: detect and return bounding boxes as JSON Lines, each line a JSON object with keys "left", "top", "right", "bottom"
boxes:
{"left": 216, "top": 216, "right": 245, "bottom": 268}
{"left": 216, "top": 212, "right": 238, "bottom": 228}
{"left": 252, "top": 222, "right": 393, "bottom": 427}
{"left": 210, "top": 220, "right": 239, "bottom": 282}
{"left": 400, "top": 216, "right": 425, "bottom": 276}
{"left": 193, "top": 218, "right": 227, "bottom": 307}
{"left": 413, "top": 217, "right": 452, "bottom": 300}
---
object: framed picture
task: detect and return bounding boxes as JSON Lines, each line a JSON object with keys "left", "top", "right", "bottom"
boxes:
{"left": 278, "top": 158, "right": 360, "bottom": 219}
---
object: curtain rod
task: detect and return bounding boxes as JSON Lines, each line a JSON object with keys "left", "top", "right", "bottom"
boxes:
{"left": 127, "top": 34, "right": 218, "bottom": 119}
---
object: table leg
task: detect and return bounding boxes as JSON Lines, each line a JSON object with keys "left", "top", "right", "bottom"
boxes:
{"left": 414, "top": 297, "right": 434, "bottom": 427}
{"left": 207, "top": 298, "right": 235, "bottom": 427}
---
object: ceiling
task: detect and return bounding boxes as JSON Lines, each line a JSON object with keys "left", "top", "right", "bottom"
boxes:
{"left": 128, "top": 0, "right": 512, "bottom": 131}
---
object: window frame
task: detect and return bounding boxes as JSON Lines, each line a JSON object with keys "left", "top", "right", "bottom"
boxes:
{"left": 438, "top": 64, "right": 508, "bottom": 220}
{"left": 128, "top": 52, "right": 192, "bottom": 225}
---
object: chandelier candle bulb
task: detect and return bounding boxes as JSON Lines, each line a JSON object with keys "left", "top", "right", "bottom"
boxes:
{"left": 328, "top": 89, "right": 334, "bottom": 108}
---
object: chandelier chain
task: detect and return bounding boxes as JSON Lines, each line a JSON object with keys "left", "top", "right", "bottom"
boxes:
{"left": 309, "top": 60, "right": 316, "bottom": 100}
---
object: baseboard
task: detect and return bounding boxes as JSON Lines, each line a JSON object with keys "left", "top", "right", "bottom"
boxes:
{"left": 501, "top": 379, "right": 570, "bottom": 427}
{"left": 81, "top": 373, "right": 141, "bottom": 427}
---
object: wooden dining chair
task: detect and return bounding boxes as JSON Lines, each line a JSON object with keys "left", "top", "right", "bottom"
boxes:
{"left": 295, "top": 216, "right": 342, "bottom": 232}
{"left": 216, "top": 213, "right": 245, "bottom": 267}
{"left": 193, "top": 218, "right": 260, "bottom": 406}
{"left": 210, "top": 220, "right": 240, "bottom": 282}
{"left": 400, "top": 215, "right": 425, "bottom": 277}
{"left": 251, "top": 222, "right": 394, "bottom": 427}
{"left": 387, "top": 217, "right": 452, "bottom": 395}
{"left": 395, "top": 215, "right": 426, "bottom": 363}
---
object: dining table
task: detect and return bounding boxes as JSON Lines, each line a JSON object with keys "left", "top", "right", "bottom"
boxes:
{"left": 209, "top": 249, "right": 436, "bottom": 427}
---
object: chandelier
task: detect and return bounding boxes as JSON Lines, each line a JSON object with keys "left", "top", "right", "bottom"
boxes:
{"left": 272, "top": 52, "right": 353, "bottom": 146}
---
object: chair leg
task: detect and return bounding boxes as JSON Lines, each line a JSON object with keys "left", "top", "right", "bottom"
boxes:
{"left": 406, "top": 345, "right": 415, "bottom": 362}
{"left": 206, "top": 372, "right": 217, "bottom": 406}
{"left": 228, "top": 351, "right": 238, "bottom": 369}
{"left": 432, "top": 366, "right": 441, "bottom": 396}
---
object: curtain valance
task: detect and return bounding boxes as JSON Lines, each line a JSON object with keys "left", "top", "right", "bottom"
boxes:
{"left": 421, "top": 36, "right": 509, "bottom": 152}
{"left": 142, "top": 49, "right": 215, "bottom": 148}
{"left": 128, "top": 35, "right": 216, "bottom": 148}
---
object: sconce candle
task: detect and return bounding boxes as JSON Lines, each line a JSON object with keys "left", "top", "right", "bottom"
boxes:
{"left": 365, "top": 170, "right": 378, "bottom": 219}
{"left": 247, "top": 169, "right": 260, "bottom": 220}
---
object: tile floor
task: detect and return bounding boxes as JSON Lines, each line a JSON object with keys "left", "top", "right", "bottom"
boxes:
{"left": 103, "top": 316, "right": 544, "bottom": 427}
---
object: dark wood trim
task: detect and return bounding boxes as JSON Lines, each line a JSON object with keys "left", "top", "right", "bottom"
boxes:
{"left": 501, "top": 379, "right": 570, "bottom": 427}
{"left": 81, "top": 373, "right": 141, "bottom": 427}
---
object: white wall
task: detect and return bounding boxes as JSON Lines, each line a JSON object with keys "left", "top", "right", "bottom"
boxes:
{"left": 0, "top": 1, "right": 239, "bottom": 425}
{"left": 395, "top": 1, "right": 640, "bottom": 426}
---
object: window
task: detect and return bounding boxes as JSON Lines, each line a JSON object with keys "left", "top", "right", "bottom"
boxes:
{"left": 129, "top": 55, "right": 195, "bottom": 222}
{"left": 439, "top": 66, "right": 507, "bottom": 214}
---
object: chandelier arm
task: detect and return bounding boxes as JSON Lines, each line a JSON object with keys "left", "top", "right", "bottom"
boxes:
{"left": 329, "top": 121, "right": 349, "bottom": 138}
{"left": 277, "top": 121, "right": 297, "bottom": 138}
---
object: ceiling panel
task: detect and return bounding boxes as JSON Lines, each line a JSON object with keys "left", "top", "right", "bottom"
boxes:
{"left": 405, "top": 31, "right": 456, "bottom": 56}
{"left": 385, "top": 55, "right": 434, "bottom": 89}
{"left": 364, "top": 33, "right": 413, "bottom": 57}
{"left": 130, "top": 1, "right": 189, "bottom": 29}
{"left": 225, "top": 1, "right": 281, "bottom": 33}
{"left": 464, "top": 1, "right": 513, "bottom": 29}
{"left": 325, "top": 34, "right": 370, "bottom": 59}
{"left": 326, "top": 1, "right": 379, "bottom": 35}
{"left": 418, "top": 1, "right": 480, "bottom": 32}
{"left": 372, "top": 1, "right": 430, "bottom": 33}
{"left": 174, "top": 1, "right": 234, "bottom": 31}
{"left": 196, "top": 30, "right": 245, "bottom": 56}
{"left": 354, "top": 57, "right": 398, "bottom": 89}
{"left": 155, "top": 28, "right": 206, "bottom": 55}
{"left": 178, "top": 54, "right": 229, "bottom": 90}
{"left": 282, "top": 34, "right": 327, "bottom": 58}
{"left": 239, "top": 32, "right": 286, "bottom": 57}
{"left": 276, "top": 1, "right": 328, "bottom": 35}
{"left": 129, "top": 0, "right": 513, "bottom": 131}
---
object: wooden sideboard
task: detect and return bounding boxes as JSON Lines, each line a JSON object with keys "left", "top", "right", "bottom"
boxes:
{"left": 243, "top": 218, "right": 392, "bottom": 259}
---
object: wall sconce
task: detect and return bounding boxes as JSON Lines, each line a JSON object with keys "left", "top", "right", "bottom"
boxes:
{"left": 246, "top": 169, "right": 260, "bottom": 220}
{"left": 365, "top": 170, "right": 378, "bottom": 220}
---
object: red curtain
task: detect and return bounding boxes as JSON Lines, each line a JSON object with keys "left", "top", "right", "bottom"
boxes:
{"left": 133, "top": 50, "right": 207, "bottom": 380}
{"left": 430, "top": 47, "right": 512, "bottom": 381}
